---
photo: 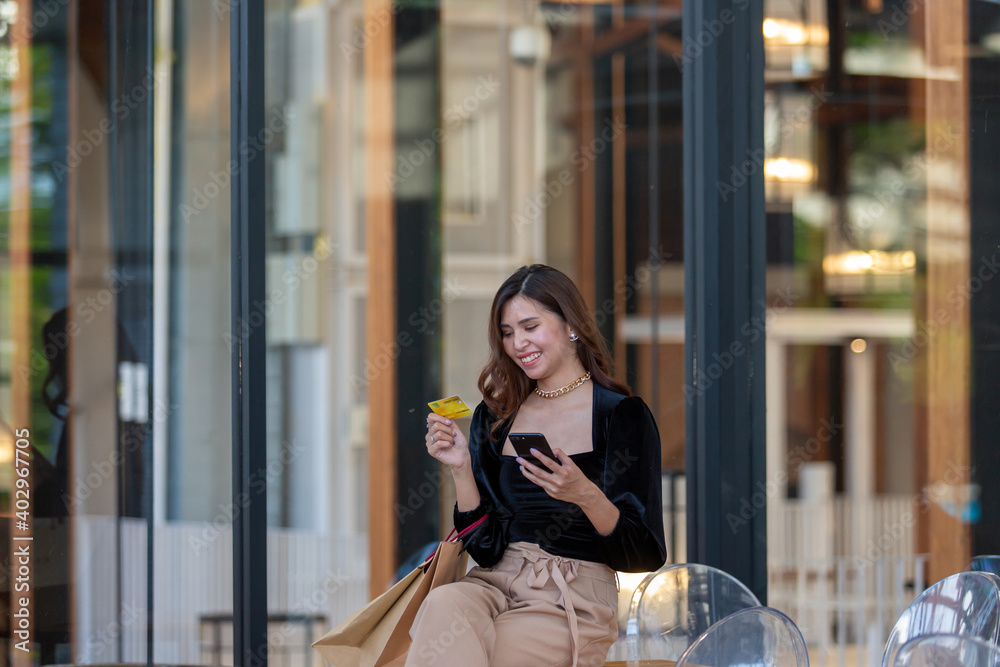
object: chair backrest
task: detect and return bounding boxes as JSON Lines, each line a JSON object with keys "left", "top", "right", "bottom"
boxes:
{"left": 971, "top": 556, "right": 1000, "bottom": 578}
{"left": 625, "top": 563, "right": 761, "bottom": 660}
{"left": 882, "top": 571, "right": 1000, "bottom": 667}
{"left": 673, "top": 606, "right": 810, "bottom": 667}
{"left": 893, "top": 634, "right": 1000, "bottom": 667}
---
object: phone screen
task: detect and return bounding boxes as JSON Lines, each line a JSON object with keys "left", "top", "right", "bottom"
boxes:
{"left": 508, "top": 432, "right": 559, "bottom": 465}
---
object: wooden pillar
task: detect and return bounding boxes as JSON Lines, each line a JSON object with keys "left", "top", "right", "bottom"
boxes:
{"left": 575, "top": 9, "right": 596, "bottom": 309}
{"left": 365, "top": 0, "right": 397, "bottom": 599}
{"left": 10, "top": 1, "right": 32, "bottom": 434}
{"left": 916, "top": 0, "right": 971, "bottom": 582}
{"left": 611, "top": 8, "right": 627, "bottom": 379}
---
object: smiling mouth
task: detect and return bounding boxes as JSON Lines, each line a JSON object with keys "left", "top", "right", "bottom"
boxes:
{"left": 520, "top": 352, "right": 541, "bottom": 365}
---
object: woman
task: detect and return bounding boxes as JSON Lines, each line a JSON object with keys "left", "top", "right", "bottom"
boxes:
{"left": 408, "top": 264, "right": 666, "bottom": 667}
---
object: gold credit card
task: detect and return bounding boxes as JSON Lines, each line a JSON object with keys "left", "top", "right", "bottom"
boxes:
{"left": 427, "top": 395, "right": 473, "bottom": 419}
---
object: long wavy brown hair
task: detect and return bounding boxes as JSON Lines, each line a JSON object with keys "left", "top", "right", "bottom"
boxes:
{"left": 477, "top": 264, "right": 631, "bottom": 440}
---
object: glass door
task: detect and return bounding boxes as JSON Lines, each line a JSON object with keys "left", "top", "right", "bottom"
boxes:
{"left": 0, "top": 0, "right": 237, "bottom": 663}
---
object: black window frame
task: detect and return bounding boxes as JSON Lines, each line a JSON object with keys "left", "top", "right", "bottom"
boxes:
{"left": 683, "top": 0, "right": 768, "bottom": 601}
{"left": 231, "top": 1, "right": 268, "bottom": 666}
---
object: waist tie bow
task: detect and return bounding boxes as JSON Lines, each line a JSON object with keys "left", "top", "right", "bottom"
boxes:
{"left": 522, "top": 548, "right": 583, "bottom": 667}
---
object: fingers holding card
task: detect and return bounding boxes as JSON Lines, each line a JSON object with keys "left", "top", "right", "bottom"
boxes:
{"left": 427, "top": 395, "right": 472, "bottom": 420}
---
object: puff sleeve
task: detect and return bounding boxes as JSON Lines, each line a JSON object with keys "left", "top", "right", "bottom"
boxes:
{"left": 596, "top": 396, "right": 667, "bottom": 572}
{"left": 452, "top": 401, "right": 510, "bottom": 567}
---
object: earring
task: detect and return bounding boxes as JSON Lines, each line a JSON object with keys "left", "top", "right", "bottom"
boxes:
{"left": 570, "top": 333, "right": 579, "bottom": 341}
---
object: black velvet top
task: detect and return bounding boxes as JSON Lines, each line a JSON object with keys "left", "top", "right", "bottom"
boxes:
{"left": 453, "top": 383, "right": 667, "bottom": 573}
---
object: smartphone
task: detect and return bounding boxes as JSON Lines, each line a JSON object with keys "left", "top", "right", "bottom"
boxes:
{"left": 508, "top": 433, "right": 560, "bottom": 466}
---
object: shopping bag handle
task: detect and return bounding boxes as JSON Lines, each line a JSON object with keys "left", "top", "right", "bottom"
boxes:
{"left": 447, "top": 513, "right": 488, "bottom": 543}
{"left": 422, "top": 513, "right": 488, "bottom": 565}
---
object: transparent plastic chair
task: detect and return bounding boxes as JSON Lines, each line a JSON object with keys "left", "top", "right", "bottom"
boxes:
{"left": 971, "top": 556, "right": 1000, "bottom": 578}
{"left": 624, "top": 563, "right": 761, "bottom": 661}
{"left": 893, "top": 633, "right": 1000, "bottom": 667}
{"left": 673, "top": 606, "right": 810, "bottom": 667}
{"left": 882, "top": 571, "right": 1000, "bottom": 667}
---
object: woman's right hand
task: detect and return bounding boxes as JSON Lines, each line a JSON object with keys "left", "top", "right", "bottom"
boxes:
{"left": 425, "top": 412, "right": 470, "bottom": 470}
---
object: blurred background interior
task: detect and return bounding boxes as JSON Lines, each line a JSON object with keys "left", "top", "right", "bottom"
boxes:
{"left": 0, "top": 0, "right": 998, "bottom": 665}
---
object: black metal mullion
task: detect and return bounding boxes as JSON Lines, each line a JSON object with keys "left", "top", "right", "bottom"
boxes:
{"left": 144, "top": 0, "right": 156, "bottom": 659}
{"left": 106, "top": 0, "right": 124, "bottom": 660}
{"left": 746, "top": 0, "right": 767, "bottom": 602}
{"left": 648, "top": 0, "right": 660, "bottom": 413}
{"left": 231, "top": 0, "right": 267, "bottom": 666}
{"left": 684, "top": 0, "right": 767, "bottom": 601}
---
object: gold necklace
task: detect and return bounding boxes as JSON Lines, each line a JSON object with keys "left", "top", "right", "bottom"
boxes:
{"left": 535, "top": 372, "right": 592, "bottom": 399}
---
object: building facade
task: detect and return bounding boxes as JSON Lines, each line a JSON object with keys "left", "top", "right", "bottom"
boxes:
{"left": 0, "top": 0, "right": 998, "bottom": 664}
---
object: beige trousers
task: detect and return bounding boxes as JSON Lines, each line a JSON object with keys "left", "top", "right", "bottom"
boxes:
{"left": 405, "top": 541, "right": 619, "bottom": 667}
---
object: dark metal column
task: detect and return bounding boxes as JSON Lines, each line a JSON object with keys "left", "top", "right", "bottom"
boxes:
{"left": 231, "top": 0, "right": 267, "bottom": 664}
{"left": 683, "top": 0, "right": 767, "bottom": 602}
{"left": 393, "top": 3, "right": 443, "bottom": 565}
{"left": 969, "top": 0, "right": 1000, "bottom": 558}
{"left": 106, "top": 0, "right": 156, "bottom": 659}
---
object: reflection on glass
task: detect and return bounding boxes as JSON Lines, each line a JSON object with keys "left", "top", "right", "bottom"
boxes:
{"left": 764, "top": 0, "right": 999, "bottom": 662}
{"left": 0, "top": 0, "right": 238, "bottom": 662}
{"left": 264, "top": 0, "right": 684, "bottom": 663}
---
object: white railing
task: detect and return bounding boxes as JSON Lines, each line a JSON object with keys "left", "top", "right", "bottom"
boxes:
{"left": 71, "top": 494, "right": 928, "bottom": 667}
{"left": 770, "top": 495, "right": 918, "bottom": 562}
{"left": 769, "top": 555, "right": 927, "bottom": 667}
{"left": 768, "top": 496, "right": 928, "bottom": 667}
{"left": 73, "top": 516, "right": 368, "bottom": 666}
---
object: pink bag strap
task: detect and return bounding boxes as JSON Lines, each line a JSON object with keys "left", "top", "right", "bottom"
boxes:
{"left": 423, "top": 513, "right": 488, "bottom": 565}
{"left": 447, "top": 513, "right": 489, "bottom": 542}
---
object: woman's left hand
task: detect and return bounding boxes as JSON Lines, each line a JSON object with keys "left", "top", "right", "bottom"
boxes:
{"left": 517, "top": 449, "right": 602, "bottom": 507}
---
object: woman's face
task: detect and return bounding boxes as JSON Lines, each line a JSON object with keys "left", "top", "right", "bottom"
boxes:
{"left": 499, "top": 295, "right": 577, "bottom": 382}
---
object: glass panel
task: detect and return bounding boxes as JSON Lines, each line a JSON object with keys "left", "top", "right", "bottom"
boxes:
{"left": 763, "top": 0, "right": 1000, "bottom": 662}
{"left": 267, "top": 0, "right": 683, "bottom": 664}
{"left": 0, "top": 0, "right": 233, "bottom": 663}
{"left": 263, "top": 4, "right": 369, "bottom": 667}
{"left": 158, "top": 1, "right": 234, "bottom": 663}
